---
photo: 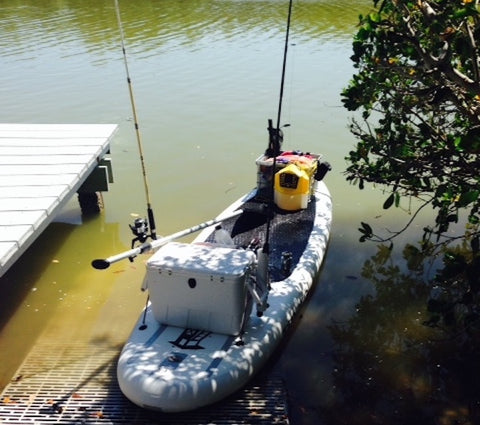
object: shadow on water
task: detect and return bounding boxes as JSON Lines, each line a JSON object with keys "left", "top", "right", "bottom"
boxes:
{"left": 282, "top": 232, "right": 480, "bottom": 425}
{"left": 0, "top": 223, "right": 76, "bottom": 331}
{"left": 0, "top": 221, "right": 77, "bottom": 389}
{"left": 0, "top": 201, "right": 117, "bottom": 333}
{"left": 0, "top": 207, "right": 126, "bottom": 391}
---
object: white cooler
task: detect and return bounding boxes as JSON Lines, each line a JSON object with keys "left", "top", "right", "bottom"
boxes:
{"left": 144, "top": 242, "right": 257, "bottom": 336}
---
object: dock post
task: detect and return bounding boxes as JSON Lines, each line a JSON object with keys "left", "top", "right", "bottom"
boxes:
{"left": 78, "top": 192, "right": 102, "bottom": 215}
{"left": 77, "top": 157, "right": 113, "bottom": 216}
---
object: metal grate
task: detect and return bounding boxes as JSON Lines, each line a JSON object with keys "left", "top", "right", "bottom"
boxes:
{"left": 0, "top": 341, "right": 289, "bottom": 424}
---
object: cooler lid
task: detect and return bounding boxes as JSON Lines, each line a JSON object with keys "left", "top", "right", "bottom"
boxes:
{"left": 147, "top": 242, "right": 256, "bottom": 277}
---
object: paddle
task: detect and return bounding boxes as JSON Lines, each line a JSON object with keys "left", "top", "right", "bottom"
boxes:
{"left": 92, "top": 209, "right": 243, "bottom": 270}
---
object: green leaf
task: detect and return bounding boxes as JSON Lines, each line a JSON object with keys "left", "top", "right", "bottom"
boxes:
{"left": 453, "top": 8, "right": 476, "bottom": 19}
{"left": 368, "top": 12, "right": 381, "bottom": 23}
{"left": 359, "top": 221, "right": 373, "bottom": 237}
{"left": 356, "top": 27, "right": 370, "bottom": 42}
{"left": 447, "top": 214, "right": 458, "bottom": 223}
{"left": 454, "top": 136, "right": 463, "bottom": 150}
{"left": 471, "top": 235, "right": 480, "bottom": 254}
{"left": 469, "top": 215, "right": 479, "bottom": 225}
{"left": 404, "top": 244, "right": 422, "bottom": 271}
{"left": 383, "top": 193, "right": 395, "bottom": 209}
{"left": 394, "top": 192, "right": 400, "bottom": 207}
{"left": 457, "top": 190, "right": 479, "bottom": 208}
{"left": 375, "top": 244, "right": 392, "bottom": 265}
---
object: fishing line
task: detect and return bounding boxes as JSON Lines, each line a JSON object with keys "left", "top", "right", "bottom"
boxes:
{"left": 286, "top": 37, "right": 297, "bottom": 146}
{"left": 114, "top": 0, "right": 157, "bottom": 240}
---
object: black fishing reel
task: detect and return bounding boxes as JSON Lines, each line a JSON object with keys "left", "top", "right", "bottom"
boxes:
{"left": 129, "top": 217, "right": 149, "bottom": 249}
{"left": 127, "top": 208, "right": 157, "bottom": 261}
{"left": 266, "top": 119, "right": 285, "bottom": 157}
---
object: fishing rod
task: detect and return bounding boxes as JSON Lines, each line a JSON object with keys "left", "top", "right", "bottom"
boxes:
{"left": 275, "top": 0, "right": 293, "bottom": 146}
{"left": 114, "top": 0, "right": 157, "bottom": 241}
{"left": 92, "top": 209, "right": 244, "bottom": 269}
{"left": 264, "top": 0, "right": 294, "bottom": 252}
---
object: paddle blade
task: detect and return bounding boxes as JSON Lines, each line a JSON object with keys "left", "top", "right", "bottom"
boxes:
{"left": 92, "top": 259, "right": 110, "bottom": 270}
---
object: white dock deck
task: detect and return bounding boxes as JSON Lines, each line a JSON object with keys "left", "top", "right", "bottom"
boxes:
{"left": 0, "top": 123, "right": 117, "bottom": 277}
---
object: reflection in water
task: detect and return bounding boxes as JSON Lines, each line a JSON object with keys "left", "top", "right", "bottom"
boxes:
{"left": 321, "top": 242, "right": 480, "bottom": 425}
{"left": 0, "top": 0, "right": 368, "bottom": 54}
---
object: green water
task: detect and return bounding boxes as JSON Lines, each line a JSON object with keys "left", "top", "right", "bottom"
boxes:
{"left": 1, "top": 1, "right": 470, "bottom": 424}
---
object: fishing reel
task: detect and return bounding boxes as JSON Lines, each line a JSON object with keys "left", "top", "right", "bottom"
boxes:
{"left": 266, "top": 119, "right": 285, "bottom": 157}
{"left": 128, "top": 208, "right": 157, "bottom": 261}
{"left": 129, "top": 217, "right": 149, "bottom": 249}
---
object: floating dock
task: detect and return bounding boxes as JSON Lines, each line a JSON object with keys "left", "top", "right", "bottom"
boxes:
{"left": 0, "top": 123, "right": 116, "bottom": 277}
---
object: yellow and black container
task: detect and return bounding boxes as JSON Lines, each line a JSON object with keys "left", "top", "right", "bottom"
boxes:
{"left": 274, "top": 163, "right": 311, "bottom": 211}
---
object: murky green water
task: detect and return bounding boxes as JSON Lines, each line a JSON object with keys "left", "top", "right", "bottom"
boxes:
{"left": 1, "top": 1, "right": 472, "bottom": 424}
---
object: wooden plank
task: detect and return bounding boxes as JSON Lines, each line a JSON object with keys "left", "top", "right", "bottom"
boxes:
{"left": 0, "top": 164, "right": 88, "bottom": 176}
{"left": 0, "top": 123, "right": 117, "bottom": 138}
{"left": 0, "top": 185, "right": 70, "bottom": 198}
{"left": 0, "top": 145, "right": 104, "bottom": 156}
{"left": 0, "top": 174, "right": 79, "bottom": 187}
{"left": 0, "top": 225, "right": 34, "bottom": 243}
{"left": 0, "top": 210, "right": 48, "bottom": 227}
{"left": 0, "top": 137, "right": 114, "bottom": 147}
{"left": 0, "top": 197, "right": 60, "bottom": 213}
{"left": 0, "top": 123, "right": 117, "bottom": 277}
{"left": 0, "top": 243, "right": 17, "bottom": 268}
{"left": 0, "top": 154, "right": 94, "bottom": 165}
